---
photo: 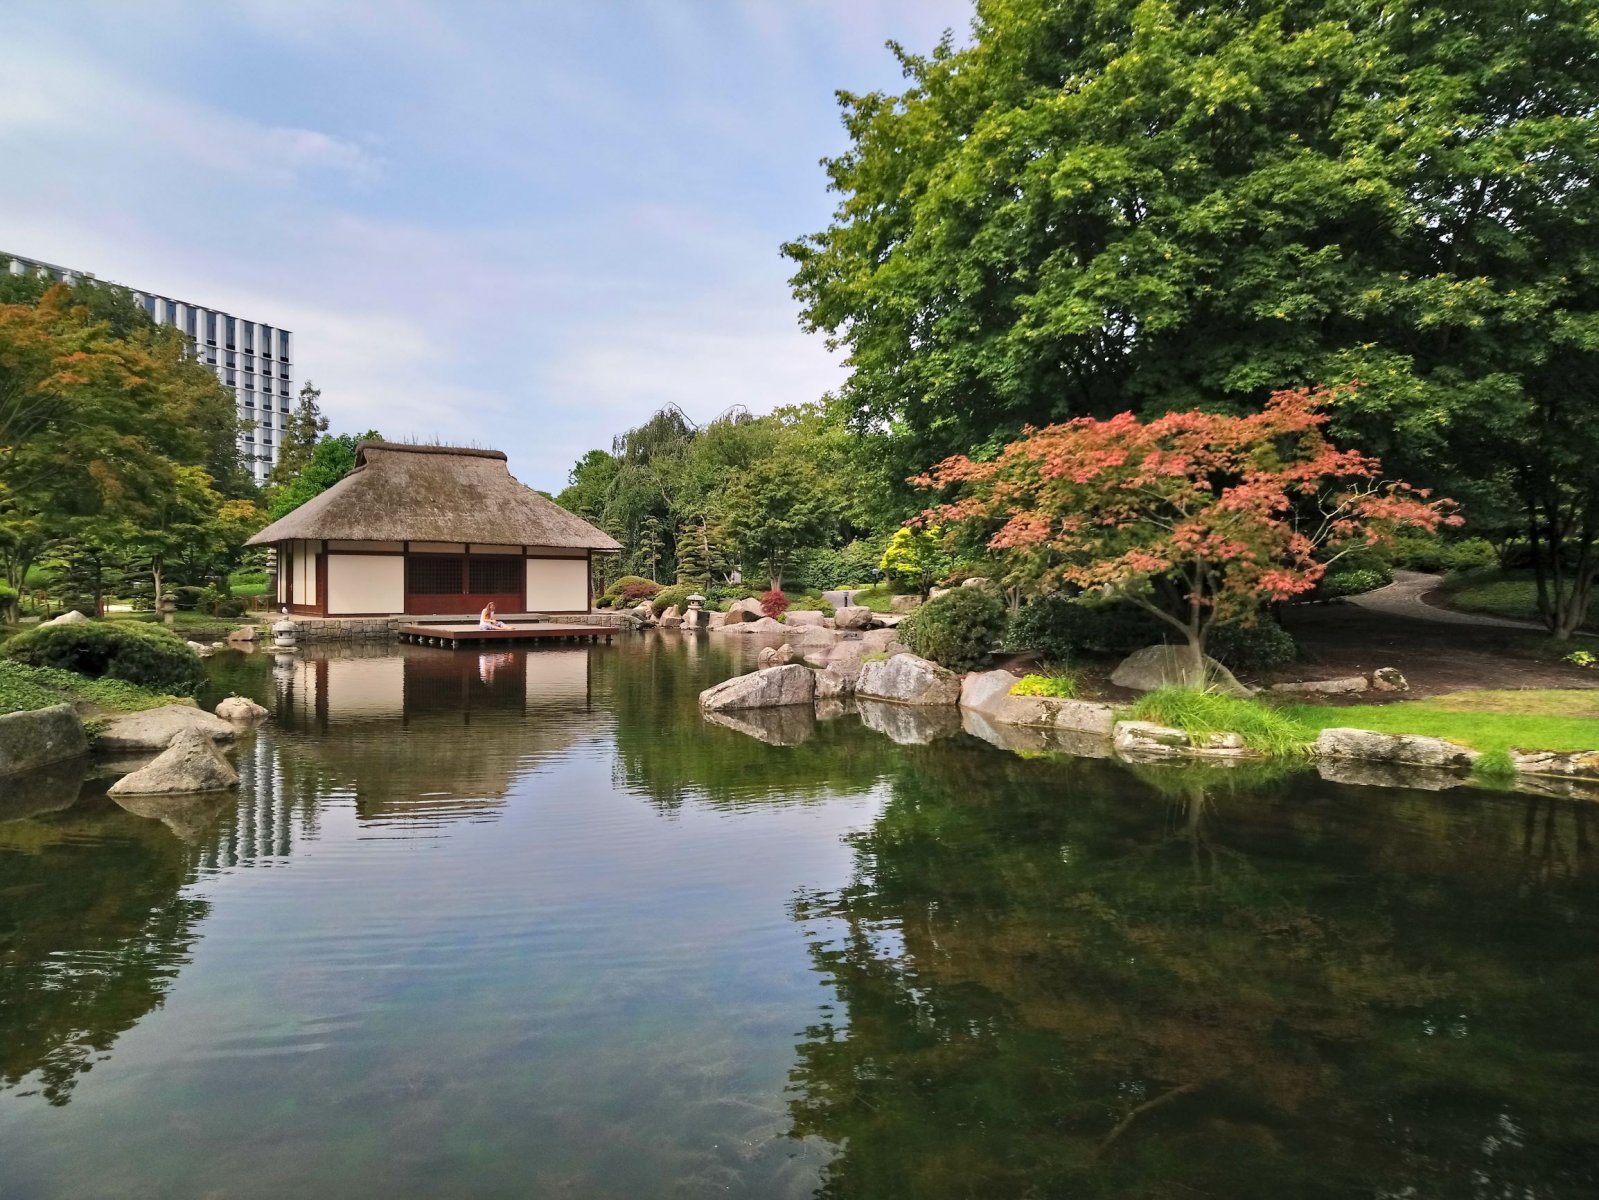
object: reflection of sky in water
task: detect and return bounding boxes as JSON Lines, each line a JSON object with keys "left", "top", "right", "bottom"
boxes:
{"left": 1, "top": 635, "right": 1596, "bottom": 1199}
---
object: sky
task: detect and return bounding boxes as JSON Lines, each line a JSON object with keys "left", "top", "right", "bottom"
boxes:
{"left": 0, "top": 0, "right": 972, "bottom": 491}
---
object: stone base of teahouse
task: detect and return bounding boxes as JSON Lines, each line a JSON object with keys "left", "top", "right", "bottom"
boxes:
{"left": 274, "top": 611, "right": 638, "bottom": 643}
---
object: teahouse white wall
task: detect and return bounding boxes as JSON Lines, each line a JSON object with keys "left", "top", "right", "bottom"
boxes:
{"left": 327, "top": 554, "right": 404, "bottom": 615}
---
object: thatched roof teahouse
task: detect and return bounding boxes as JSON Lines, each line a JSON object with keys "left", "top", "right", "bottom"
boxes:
{"left": 248, "top": 442, "right": 621, "bottom": 616}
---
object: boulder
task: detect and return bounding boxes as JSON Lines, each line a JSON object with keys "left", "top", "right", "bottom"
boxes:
{"left": 659, "top": 604, "right": 684, "bottom": 627}
{"left": 107, "top": 728, "right": 238, "bottom": 797}
{"left": 228, "top": 625, "right": 259, "bottom": 643}
{"left": 834, "top": 605, "right": 874, "bottom": 631}
{"left": 821, "top": 641, "right": 871, "bottom": 682}
{"left": 856, "top": 654, "right": 961, "bottom": 706}
{"left": 960, "top": 669, "right": 1021, "bottom": 714}
{"left": 859, "top": 628, "right": 902, "bottom": 650}
{"left": 95, "top": 704, "right": 238, "bottom": 752}
{"left": 1109, "top": 645, "right": 1251, "bottom": 697}
{"left": 215, "top": 695, "right": 269, "bottom": 723}
{"left": 757, "top": 643, "right": 798, "bottom": 668}
{"left": 1371, "top": 667, "right": 1409, "bottom": 693}
{"left": 1314, "top": 727, "right": 1478, "bottom": 770}
{"left": 784, "top": 610, "right": 826, "bottom": 627}
{"left": 1508, "top": 748, "right": 1599, "bottom": 780}
{"left": 960, "top": 668, "right": 1118, "bottom": 733}
{"left": 44, "top": 609, "right": 90, "bottom": 626}
{"left": 1268, "top": 675, "right": 1369, "bottom": 696}
{"left": 929, "top": 587, "right": 951, "bottom": 599}
{"left": 796, "top": 625, "right": 841, "bottom": 647}
{"left": 705, "top": 611, "right": 727, "bottom": 630}
{"left": 698, "top": 664, "right": 816, "bottom": 711}
{"left": 858, "top": 699, "right": 962, "bottom": 745}
{"left": 1113, "top": 720, "right": 1256, "bottom": 760}
{"left": 961, "top": 576, "right": 992, "bottom": 589}
{"left": 0, "top": 704, "right": 88, "bottom": 777}
{"left": 890, "top": 595, "right": 922, "bottom": 613}
{"left": 630, "top": 601, "right": 656, "bottom": 624}
{"left": 741, "top": 616, "right": 787, "bottom": 635}
{"left": 702, "top": 705, "right": 816, "bottom": 746}
{"left": 725, "top": 597, "right": 765, "bottom": 623}
{"left": 814, "top": 665, "right": 855, "bottom": 699}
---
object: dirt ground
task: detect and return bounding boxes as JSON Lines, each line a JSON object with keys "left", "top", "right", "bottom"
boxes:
{"left": 1272, "top": 601, "right": 1599, "bottom": 700}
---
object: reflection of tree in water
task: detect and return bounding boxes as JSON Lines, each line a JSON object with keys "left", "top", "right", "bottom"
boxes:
{"left": 788, "top": 746, "right": 1599, "bottom": 1199}
{"left": 0, "top": 798, "right": 207, "bottom": 1106}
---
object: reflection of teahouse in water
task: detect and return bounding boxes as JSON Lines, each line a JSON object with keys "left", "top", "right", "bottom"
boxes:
{"left": 269, "top": 645, "right": 596, "bottom": 823}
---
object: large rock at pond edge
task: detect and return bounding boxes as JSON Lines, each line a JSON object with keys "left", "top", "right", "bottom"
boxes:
{"left": 724, "top": 598, "right": 764, "bottom": 623}
{"left": 96, "top": 704, "right": 239, "bottom": 752}
{"left": 834, "top": 605, "right": 873, "bottom": 631}
{"left": 856, "top": 654, "right": 961, "bottom": 706}
{"left": 784, "top": 610, "right": 826, "bottom": 627}
{"left": 1110, "top": 645, "right": 1251, "bottom": 697}
{"left": 659, "top": 604, "right": 684, "bottom": 627}
{"left": 0, "top": 704, "right": 88, "bottom": 777}
{"left": 630, "top": 601, "right": 656, "bottom": 624}
{"left": 1114, "top": 720, "right": 1253, "bottom": 760}
{"left": 1509, "top": 748, "right": 1599, "bottom": 779}
{"left": 1315, "top": 728, "right": 1478, "bottom": 770}
{"left": 814, "top": 665, "right": 855, "bottom": 699}
{"left": 108, "top": 728, "right": 238, "bottom": 797}
{"left": 215, "top": 695, "right": 269, "bottom": 723}
{"left": 44, "top": 609, "right": 90, "bottom": 626}
{"left": 698, "top": 664, "right": 816, "bottom": 710}
{"left": 890, "top": 595, "right": 922, "bottom": 613}
{"left": 958, "top": 669, "right": 1115, "bottom": 735}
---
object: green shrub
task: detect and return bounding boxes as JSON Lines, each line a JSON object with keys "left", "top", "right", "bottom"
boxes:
{"left": 1126, "top": 688, "right": 1313, "bottom": 756}
{"left": 602, "top": 575, "right": 655, "bottom": 601}
{"left": 0, "top": 660, "right": 180, "bottom": 715}
{"left": 1009, "top": 673, "right": 1079, "bottom": 699}
{"left": 1318, "top": 566, "right": 1392, "bottom": 598}
{"left": 899, "top": 585, "right": 1008, "bottom": 671}
{"left": 1206, "top": 618, "right": 1299, "bottom": 672}
{"left": 594, "top": 594, "right": 614, "bottom": 609}
{"left": 1, "top": 619, "right": 205, "bottom": 693}
{"left": 1005, "top": 595, "right": 1166, "bottom": 662}
{"left": 650, "top": 584, "right": 694, "bottom": 617}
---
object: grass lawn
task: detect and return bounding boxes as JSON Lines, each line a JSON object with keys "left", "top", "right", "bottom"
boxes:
{"left": 103, "top": 610, "right": 247, "bottom": 633}
{"left": 229, "top": 569, "right": 270, "bottom": 598}
{"left": 0, "top": 660, "right": 181, "bottom": 717}
{"left": 1439, "top": 569, "right": 1597, "bottom": 632}
{"left": 1282, "top": 689, "right": 1599, "bottom": 754}
{"left": 839, "top": 584, "right": 902, "bottom": 614}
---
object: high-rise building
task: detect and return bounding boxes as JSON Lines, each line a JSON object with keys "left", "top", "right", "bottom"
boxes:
{"left": 4, "top": 250, "right": 294, "bottom": 483}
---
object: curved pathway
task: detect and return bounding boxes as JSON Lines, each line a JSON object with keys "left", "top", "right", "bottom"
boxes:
{"left": 1346, "top": 569, "right": 1548, "bottom": 630}
{"left": 822, "top": 588, "right": 866, "bottom": 609}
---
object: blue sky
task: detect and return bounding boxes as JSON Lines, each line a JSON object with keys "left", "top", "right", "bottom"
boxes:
{"left": 0, "top": 0, "right": 972, "bottom": 491}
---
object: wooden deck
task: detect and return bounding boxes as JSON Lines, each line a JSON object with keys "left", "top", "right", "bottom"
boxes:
{"left": 398, "top": 622, "right": 615, "bottom": 647}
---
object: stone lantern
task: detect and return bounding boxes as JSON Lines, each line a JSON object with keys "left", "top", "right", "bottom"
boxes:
{"left": 684, "top": 594, "right": 709, "bottom": 631}
{"left": 272, "top": 611, "right": 299, "bottom": 651}
{"left": 157, "top": 594, "right": 178, "bottom": 626}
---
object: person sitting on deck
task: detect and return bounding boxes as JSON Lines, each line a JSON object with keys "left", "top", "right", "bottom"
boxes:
{"left": 479, "top": 602, "right": 508, "bottom": 631}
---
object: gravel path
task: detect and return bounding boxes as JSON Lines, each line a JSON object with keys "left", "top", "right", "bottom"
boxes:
{"left": 1346, "top": 570, "right": 1546, "bottom": 630}
{"left": 822, "top": 589, "right": 865, "bottom": 609}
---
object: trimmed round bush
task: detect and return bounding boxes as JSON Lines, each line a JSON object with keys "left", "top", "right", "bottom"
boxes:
{"left": 1206, "top": 617, "right": 1299, "bottom": 672}
{"left": 1005, "top": 595, "right": 1167, "bottom": 662}
{"left": 650, "top": 584, "right": 694, "bottom": 616}
{"left": 1, "top": 619, "right": 205, "bottom": 693}
{"left": 1319, "top": 566, "right": 1391, "bottom": 598}
{"left": 899, "top": 585, "right": 1008, "bottom": 671}
{"left": 617, "top": 580, "right": 662, "bottom": 606}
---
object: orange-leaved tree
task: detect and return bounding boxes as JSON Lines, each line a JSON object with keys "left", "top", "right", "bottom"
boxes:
{"left": 916, "top": 386, "right": 1456, "bottom": 671}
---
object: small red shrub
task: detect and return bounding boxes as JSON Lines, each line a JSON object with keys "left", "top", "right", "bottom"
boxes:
{"left": 619, "top": 581, "right": 662, "bottom": 604}
{"left": 759, "top": 589, "right": 790, "bottom": 619}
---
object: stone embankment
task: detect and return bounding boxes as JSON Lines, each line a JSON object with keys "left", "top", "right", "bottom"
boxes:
{"left": 697, "top": 653, "right": 1599, "bottom": 794}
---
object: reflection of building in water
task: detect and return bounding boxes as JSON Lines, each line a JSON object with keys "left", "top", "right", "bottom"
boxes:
{"left": 266, "top": 645, "right": 598, "bottom": 823}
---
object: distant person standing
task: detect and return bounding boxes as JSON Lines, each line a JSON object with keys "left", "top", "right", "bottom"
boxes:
{"left": 479, "top": 601, "right": 507, "bottom": 630}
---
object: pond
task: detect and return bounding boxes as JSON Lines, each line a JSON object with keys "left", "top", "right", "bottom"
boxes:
{"left": 1, "top": 636, "right": 1596, "bottom": 1198}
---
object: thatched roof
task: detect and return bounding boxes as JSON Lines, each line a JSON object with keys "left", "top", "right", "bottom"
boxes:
{"left": 247, "top": 443, "right": 622, "bottom": 550}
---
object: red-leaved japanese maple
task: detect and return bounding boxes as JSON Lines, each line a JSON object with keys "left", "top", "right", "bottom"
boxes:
{"left": 916, "top": 386, "right": 1457, "bottom": 672}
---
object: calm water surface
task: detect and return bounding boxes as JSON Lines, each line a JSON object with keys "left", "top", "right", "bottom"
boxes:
{"left": 1, "top": 635, "right": 1596, "bottom": 1198}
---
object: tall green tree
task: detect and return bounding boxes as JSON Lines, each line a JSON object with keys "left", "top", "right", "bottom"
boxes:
{"left": 267, "top": 381, "right": 329, "bottom": 491}
{"left": 786, "top": 0, "right": 1599, "bottom": 633}
{"left": 266, "top": 431, "right": 381, "bottom": 521}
